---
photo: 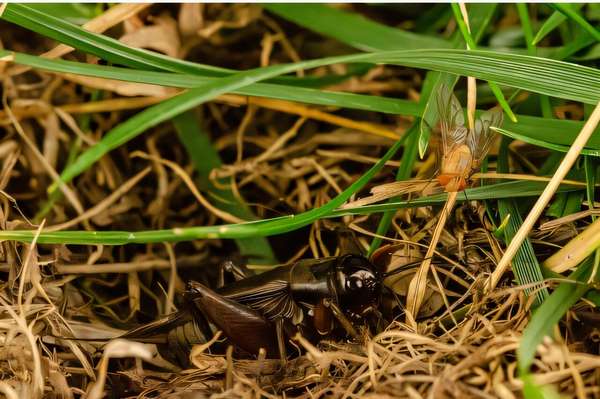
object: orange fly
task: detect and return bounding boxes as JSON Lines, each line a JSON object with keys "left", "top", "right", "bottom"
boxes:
{"left": 342, "top": 85, "right": 503, "bottom": 209}
{"left": 435, "top": 84, "right": 504, "bottom": 192}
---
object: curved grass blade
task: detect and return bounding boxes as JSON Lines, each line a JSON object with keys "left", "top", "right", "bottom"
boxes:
{"left": 5, "top": 50, "right": 599, "bottom": 156}
{"left": 40, "top": 48, "right": 600, "bottom": 192}
{"left": 1, "top": 135, "right": 408, "bottom": 245}
{"left": 5, "top": 48, "right": 599, "bottom": 152}
{"left": 1, "top": 3, "right": 228, "bottom": 75}
{"left": 0, "top": 49, "right": 421, "bottom": 117}
{"left": 517, "top": 257, "right": 594, "bottom": 373}
{"left": 0, "top": 180, "right": 582, "bottom": 245}
{"left": 5, "top": 47, "right": 600, "bottom": 105}
{"left": 493, "top": 127, "right": 600, "bottom": 157}
{"left": 532, "top": 8, "right": 570, "bottom": 45}
{"left": 173, "top": 111, "right": 276, "bottom": 264}
{"left": 263, "top": 3, "right": 451, "bottom": 51}
{"left": 497, "top": 138, "right": 548, "bottom": 306}
{"left": 550, "top": 4, "right": 600, "bottom": 43}
{"left": 0, "top": 4, "right": 362, "bottom": 88}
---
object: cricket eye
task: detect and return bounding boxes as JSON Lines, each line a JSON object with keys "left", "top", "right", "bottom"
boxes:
{"left": 347, "top": 276, "right": 364, "bottom": 291}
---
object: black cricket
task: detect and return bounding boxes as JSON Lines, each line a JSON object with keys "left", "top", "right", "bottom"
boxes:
{"left": 120, "top": 254, "right": 385, "bottom": 366}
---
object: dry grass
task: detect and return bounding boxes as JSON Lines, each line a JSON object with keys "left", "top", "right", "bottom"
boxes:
{"left": 1, "top": 3, "right": 599, "bottom": 398}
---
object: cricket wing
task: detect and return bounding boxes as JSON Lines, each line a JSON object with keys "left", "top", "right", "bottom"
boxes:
{"left": 222, "top": 279, "right": 301, "bottom": 322}
{"left": 187, "top": 281, "right": 279, "bottom": 357}
{"left": 119, "top": 309, "right": 192, "bottom": 344}
{"left": 467, "top": 107, "right": 504, "bottom": 166}
{"left": 436, "top": 84, "right": 467, "bottom": 155}
{"left": 216, "top": 267, "right": 302, "bottom": 322}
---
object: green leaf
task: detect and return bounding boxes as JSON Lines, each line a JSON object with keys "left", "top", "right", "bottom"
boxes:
{"left": 493, "top": 127, "right": 600, "bottom": 156}
{"left": 532, "top": 6, "right": 582, "bottom": 45}
{"left": 551, "top": 3, "right": 600, "bottom": 42}
{"left": 263, "top": 3, "right": 451, "bottom": 51}
{"left": 0, "top": 136, "right": 409, "bottom": 245}
{"left": 0, "top": 50, "right": 421, "bottom": 117}
{"left": 497, "top": 138, "right": 548, "bottom": 306}
{"left": 173, "top": 112, "right": 276, "bottom": 264}
{"left": 522, "top": 374, "right": 562, "bottom": 399}
{"left": 518, "top": 257, "right": 594, "bottom": 373}
{"left": 26, "top": 3, "right": 101, "bottom": 24}
{"left": 330, "top": 180, "right": 581, "bottom": 218}
{"left": 5, "top": 49, "right": 598, "bottom": 153}
{"left": 1, "top": 3, "right": 228, "bottom": 75}
{"left": 1, "top": 179, "right": 582, "bottom": 245}
{"left": 5, "top": 48, "right": 599, "bottom": 106}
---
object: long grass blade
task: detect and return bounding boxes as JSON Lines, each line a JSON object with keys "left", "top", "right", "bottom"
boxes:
{"left": 517, "top": 257, "right": 594, "bottom": 373}
{"left": 0, "top": 179, "right": 583, "bottom": 245}
{"left": 550, "top": 4, "right": 600, "bottom": 42}
{"left": 497, "top": 138, "right": 548, "bottom": 305}
{"left": 173, "top": 111, "right": 276, "bottom": 264}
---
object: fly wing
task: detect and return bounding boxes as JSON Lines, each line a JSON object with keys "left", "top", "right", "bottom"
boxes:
{"left": 436, "top": 84, "right": 467, "bottom": 155}
{"left": 467, "top": 107, "right": 504, "bottom": 166}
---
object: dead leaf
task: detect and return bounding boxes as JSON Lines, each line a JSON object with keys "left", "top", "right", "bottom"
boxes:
{"left": 178, "top": 3, "right": 204, "bottom": 37}
{"left": 120, "top": 14, "right": 181, "bottom": 58}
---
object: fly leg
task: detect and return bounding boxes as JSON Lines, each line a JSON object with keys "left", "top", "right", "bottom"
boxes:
{"left": 322, "top": 298, "right": 360, "bottom": 341}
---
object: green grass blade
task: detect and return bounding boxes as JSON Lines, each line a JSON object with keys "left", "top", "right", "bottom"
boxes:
{"left": 367, "top": 123, "right": 419, "bottom": 256}
{"left": 450, "top": 3, "right": 516, "bottom": 123}
{"left": 1, "top": 4, "right": 228, "bottom": 75}
{"left": 0, "top": 4, "right": 372, "bottom": 88}
{"left": 1, "top": 135, "right": 408, "bottom": 245}
{"left": 493, "top": 127, "right": 600, "bottom": 156}
{"left": 585, "top": 156, "right": 597, "bottom": 217}
{"left": 522, "top": 374, "right": 562, "bottom": 399}
{"left": 0, "top": 179, "right": 582, "bottom": 245}
{"left": 263, "top": 3, "right": 451, "bottom": 51}
{"left": 0, "top": 50, "right": 421, "bottom": 117}
{"left": 27, "top": 3, "right": 101, "bottom": 24}
{"left": 5, "top": 49, "right": 598, "bottom": 153}
{"left": 551, "top": 4, "right": 600, "bottom": 42}
{"left": 517, "top": 4, "right": 535, "bottom": 54}
{"left": 5, "top": 47, "right": 600, "bottom": 105}
{"left": 517, "top": 257, "right": 594, "bottom": 373}
{"left": 531, "top": 5, "right": 583, "bottom": 45}
{"left": 497, "top": 138, "right": 548, "bottom": 306}
{"left": 532, "top": 11, "right": 566, "bottom": 46}
{"left": 173, "top": 111, "right": 276, "bottom": 264}
{"left": 331, "top": 180, "right": 581, "bottom": 217}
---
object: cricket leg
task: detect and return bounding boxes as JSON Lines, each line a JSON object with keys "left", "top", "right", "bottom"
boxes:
{"left": 217, "top": 259, "right": 251, "bottom": 288}
{"left": 275, "top": 319, "right": 288, "bottom": 365}
{"left": 322, "top": 298, "right": 360, "bottom": 341}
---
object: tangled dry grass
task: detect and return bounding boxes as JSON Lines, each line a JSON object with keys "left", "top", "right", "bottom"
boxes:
{"left": 1, "top": 3, "right": 599, "bottom": 398}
